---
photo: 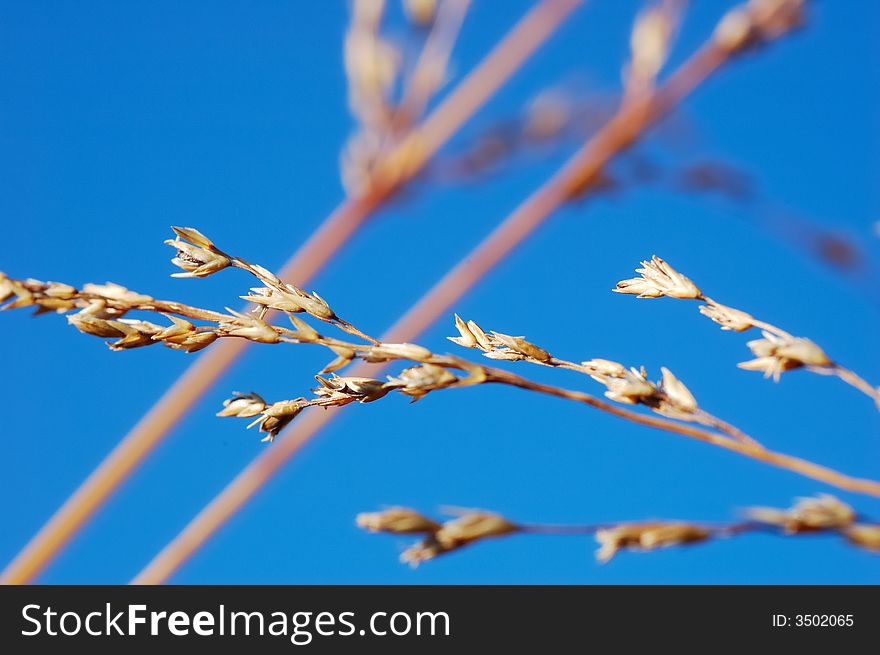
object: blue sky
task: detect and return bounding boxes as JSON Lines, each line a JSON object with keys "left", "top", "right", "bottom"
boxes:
{"left": 1, "top": 0, "right": 878, "bottom": 584}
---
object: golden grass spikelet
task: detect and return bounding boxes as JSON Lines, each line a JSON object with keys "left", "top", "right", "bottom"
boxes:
{"left": 287, "top": 315, "right": 321, "bottom": 342}
{"left": 218, "top": 308, "right": 280, "bottom": 344}
{"left": 738, "top": 331, "right": 831, "bottom": 380}
{"left": 385, "top": 363, "right": 458, "bottom": 400}
{"left": 435, "top": 511, "right": 519, "bottom": 549}
{"left": 162, "top": 331, "right": 218, "bottom": 353}
{"left": 400, "top": 537, "right": 445, "bottom": 567}
{"left": 581, "top": 358, "right": 627, "bottom": 378}
{"left": 67, "top": 312, "right": 128, "bottom": 339}
{"left": 746, "top": 494, "right": 855, "bottom": 533}
{"left": 0, "top": 272, "right": 14, "bottom": 303}
{"left": 313, "top": 374, "right": 393, "bottom": 404}
{"left": 595, "top": 522, "right": 711, "bottom": 563}
{"left": 356, "top": 507, "right": 441, "bottom": 534}
{"left": 364, "top": 342, "right": 434, "bottom": 363}
{"left": 216, "top": 392, "right": 267, "bottom": 419}
{"left": 448, "top": 314, "right": 492, "bottom": 351}
{"left": 600, "top": 367, "right": 657, "bottom": 405}
{"left": 398, "top": 510, "right": 519, "bottom": 567}
{"left": 613, "top": 255, "right": 702, "bottom": 299}
{"left": 165, "top": 227, "right": 231, "bottom": 279}
{"left": 248, "top": 398, "right": 310, "bottom": 442}
{"left": 106, "top": 319, "right": 164, "bottom": 350}
{"left": 489, "top": 332, "right": 552, "bottom": 363}
{"left": 844, "top": 524, "right": 880, "bottom": 553}
{"left": 657, "top": 366, "right": 698, "bottom": 414}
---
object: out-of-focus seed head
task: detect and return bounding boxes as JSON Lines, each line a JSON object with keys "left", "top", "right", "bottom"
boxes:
{"left": 659, "top": 367, "right": 698, "bottom": 413}
{"left": 844, "top": 524, "right": 880, "bottom": 553}
{"left": 624, "top": 1, "right": 680, "bottom": 96}
{"left": 435, "top": 511, "right": 519, "bottom": 549}
{"left": 403, "top": 0, "right": 436, "bottom": 27}
{"left": 714, "top": 0, "right": 805, "bottom": 54}
{"left": 356, "top": 507, "right": 441, "bottom": 534}
{"left": 595, "top": 522, "right": 710, "bottom": 563}
{"left": 600, "top": 367, "right": 657, "bottom": 405}
{"left": 746, "top": 494, "right": 855, "bottom": 533}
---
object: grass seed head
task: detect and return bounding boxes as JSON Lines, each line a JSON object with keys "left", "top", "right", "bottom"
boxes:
{"left": 356, "top": 507, "right": 441, "bottom": 534}
{"left": 614, "top": 255, "right": 702, "bottom": 300}
{"left": 595, "top": 522, "right": 711, "bottom": 563}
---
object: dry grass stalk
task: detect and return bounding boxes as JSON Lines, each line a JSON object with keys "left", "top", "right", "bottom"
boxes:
{"left": 357, "top": 494, "right": 879, "bottom": 566}
{"left": 0, "top": 1, "right": 581, "bottom": 586}
{"left": 614, "top": 255, "right": 880, "bottom": 407}
{"left": 6, "top": 219, "right": 878, "bottom": 498}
